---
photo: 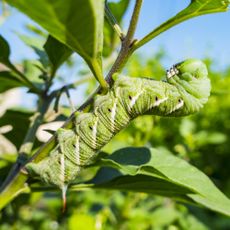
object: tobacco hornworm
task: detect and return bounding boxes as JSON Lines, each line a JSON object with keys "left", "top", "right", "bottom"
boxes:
{"left": 26, "top": 59, "right": 211, "bottom": 200}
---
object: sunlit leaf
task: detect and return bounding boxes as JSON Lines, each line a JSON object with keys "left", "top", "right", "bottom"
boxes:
{"left": 182, "top": 0, "right": 230, "bottom": 15}
{"left": 44, "top": 35, "right": 72, "bottom": 73}
{"left": 135, "top": 0, "right": 230, "bottom": 49}
{"left": 6, "top": 0, "right": 105, "bottom": 81}
{"left": 87, "top": 147, "right": 230, "bottom": 216}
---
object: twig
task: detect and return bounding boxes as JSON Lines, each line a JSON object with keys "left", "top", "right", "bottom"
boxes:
{"left": 50, "top": 75, "right": 93, "bottom": 111}
{"left": 130, "top": 1, "right": 230, "bottom": 52}
{"left": 125, "top": 0, "right": 142, "bottom": 45}
{"left": 18, "top": 97, "right": 52, "bottom": 158}
{"left": 105, "top": 0, "right": 143, "bottom": 84}
{"left": 105, "top": 2, "right": 125, "bottom": 41}
{"left": 0, "top": 95, "right": 52, "bottom": 191}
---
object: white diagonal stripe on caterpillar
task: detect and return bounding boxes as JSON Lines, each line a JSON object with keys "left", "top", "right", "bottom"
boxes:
{"left": 111, "top": 98, "right": 118, "bottom": 133}
{"left": 92, "top": 116, "right": 98, "bottom": 149}
{"left": 153, "top": 97, "right": 168, "bottom": 107}
{"left": 168, "top": 99, "right": 184, "bottom": 114}
{"left": 75, "top": 135, "right": 80, "bottom": 165}
{"left": 129, "top": 91, "right": 144, "bottom": 108}
{"left": 60, "top": 153, "right": 65, "bottom": 185}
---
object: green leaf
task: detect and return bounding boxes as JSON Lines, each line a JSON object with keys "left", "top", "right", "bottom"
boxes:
{"left": 0, "top": 35, "right": 11, "bottom": 65}
{"left": 0, "top": 71, "right": 25, "bottom": 93}
{"left": 0, "top": 109, "right": 33, "bottom": 149}
{"left": 87, "top": 147, "right": 230, "bottom": 216}
{"left": 0, "top": 36, "right": 41, "bottom": 93}
{"left": 181, "top": 0, "right": 230, "bottom": 15}
{"left": 44, "top": 35, "right": 72, "bottom": 73}
{"left": 135, "top": 0, "right": 230, "bottom": 50}
{"left": 16, "top": 33, "right": 49, "bottom": 68}
{"left": 6, "top": 0, "right": 105, "bottom": 85}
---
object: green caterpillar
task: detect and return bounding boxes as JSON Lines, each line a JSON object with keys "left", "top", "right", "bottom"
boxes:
{"left": 26, "top": 59, "right": 211, "bottom": 201}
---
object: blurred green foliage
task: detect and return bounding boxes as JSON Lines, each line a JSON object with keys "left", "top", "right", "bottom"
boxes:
{"left": 1, "top": 51, "right": 230, "bottom": 229}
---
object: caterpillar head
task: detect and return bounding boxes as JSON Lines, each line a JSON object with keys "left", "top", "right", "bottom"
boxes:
{"left": 166, "top": 59, "right": 211, "bottom": 115}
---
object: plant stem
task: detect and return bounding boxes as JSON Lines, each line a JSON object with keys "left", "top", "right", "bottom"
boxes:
{"left": 0, "top": 94, "right": 52, "bottom": 207}
{"left": 18, "top": 96, "right": 52, "bottom": 159}
{"left": 106, "top": 0, "right": 142, "bottom": 83}
{"left": 131, "top": 1, "right": 230, "bottom": 52}
{"left": 1, "top": 102, "right": 45, "bottom": 186}
{"left": 125, "top": 0, "right": 142, "bottom": 45}
{"left": 132, "top": 15, "right": 188, "bottom": 51}
{"left": 50, "top": 75, "right": 93, "bottom": 99}
{"left": 105, "top": 2, "right": 124, "bottom": 41}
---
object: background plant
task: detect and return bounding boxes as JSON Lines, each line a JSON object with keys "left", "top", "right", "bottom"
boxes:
{"left": 0, "top": 0, "right": 230, "bottom": 229}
